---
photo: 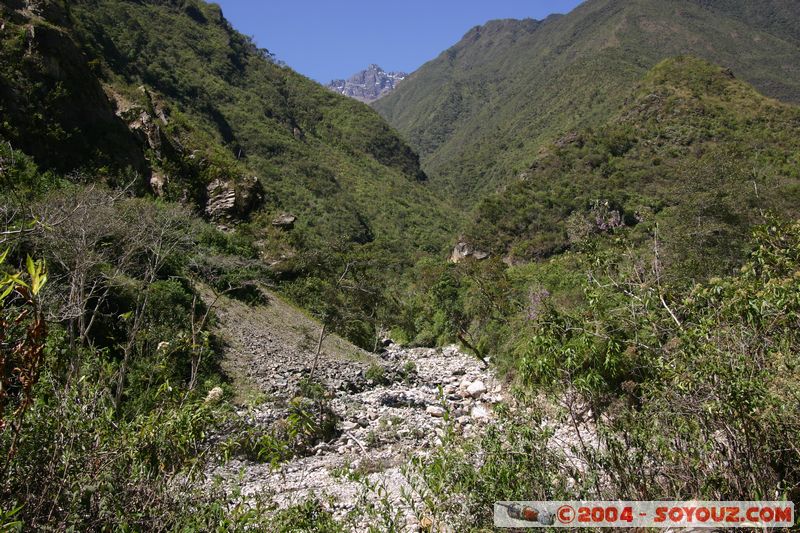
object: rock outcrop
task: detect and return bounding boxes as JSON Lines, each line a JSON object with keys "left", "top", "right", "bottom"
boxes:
{"left": 271, "top": 213, "right": 297, "bottom": 229}
{"left": 205, "top": 176, "right": 263, "bottom": 220}
{"left": 450, "top": 241, "right": 489, "bottom": 263}
{"left": 327, "top": 64, "right": 407, "bottom": 103}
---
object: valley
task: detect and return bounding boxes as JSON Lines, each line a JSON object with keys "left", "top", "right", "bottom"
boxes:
{"left": 1, "top": 0, "right": 799, "bottom": 531}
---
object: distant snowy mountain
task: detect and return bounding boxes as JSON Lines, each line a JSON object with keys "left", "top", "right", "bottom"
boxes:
{"left": 327, "top": 64, "right": 407, "bottom": 103}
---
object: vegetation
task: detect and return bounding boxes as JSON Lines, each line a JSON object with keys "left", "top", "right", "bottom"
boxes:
{"left": 1, "top": 0, "right": 457, "bottom": 252}
{"left": 463, "top": 57, "right": 800, "bottom": 271}
{"left": 375, "top": 0, "right": 800, "bottom": 203}
{"left": 1, "top": 0, "right": 799, "bottom": 530}
{"left": 403, "top": 219, "right": 800, "bottom": 530}
{"left": 383, "top": 59, "right": 800, "bottom": 531}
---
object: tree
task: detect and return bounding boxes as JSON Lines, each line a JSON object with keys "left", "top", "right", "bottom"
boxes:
{"left": 287, "top": 240, "right": 385, "bottom": 380}
{"left": 113, "top": 199, "right": 195, "bottom": 408}
{"left": 30, "top": 186, "right": 127, "bottom": 375}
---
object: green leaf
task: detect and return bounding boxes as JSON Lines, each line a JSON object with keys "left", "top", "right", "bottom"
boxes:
{"left": 31, "top": 271, "right": 47, "bottom": 296}
{"left": 0, "top": 284, "right": 14, "bottom": 300}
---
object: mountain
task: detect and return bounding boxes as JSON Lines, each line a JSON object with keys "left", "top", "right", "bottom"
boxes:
{"left": 0, "top": 0, "right": 455, "bottom": 252}
{"left": 327, "top": 64, "right": 407, "bottom": 103}
{"left": 373, "top": 0, "right": 800, "bottom": 204}
{"left": 460, "top": 56, "right": 800, "bottom": 280}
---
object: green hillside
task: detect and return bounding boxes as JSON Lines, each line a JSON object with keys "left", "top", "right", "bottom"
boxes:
{"left": 390, "top": 59, "right": 800, "bottom": 527}
{"left": 0, "top": 0, "right": 456, "bottom": 251}
{"left": 3, "top": 0, "right": 800, "bottom": 529}
{"left": 461, "top": 56, "right": 800, "bottom": 281}
{"left": 374, "top": 0, "right": 800, "bottom": 203}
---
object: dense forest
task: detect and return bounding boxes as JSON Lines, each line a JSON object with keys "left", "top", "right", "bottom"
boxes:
{"left": 1, "top": 0, "right": 799, "bottom": 530}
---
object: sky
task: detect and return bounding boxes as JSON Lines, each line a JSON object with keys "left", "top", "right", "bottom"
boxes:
{"left": 214, "top": 1, "right": 584, "bottom": 83}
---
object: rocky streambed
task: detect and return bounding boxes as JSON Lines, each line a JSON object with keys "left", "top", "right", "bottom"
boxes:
{"left": 209, "top": 343, "right": 503, "bottom": 527}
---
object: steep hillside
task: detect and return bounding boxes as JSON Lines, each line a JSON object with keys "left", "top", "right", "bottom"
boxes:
{"left": 460, "top": 57, "right": 800, "bottom": 280}
{"left": 374, "top": 0, "right": 800, "bottom": 203}
{"left": 0, "top": 0, "right": 456, "bottom": 252}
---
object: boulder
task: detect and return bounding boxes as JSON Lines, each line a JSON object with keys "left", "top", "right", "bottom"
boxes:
{"left": 205, "top": 176, "right": 263, "bottom": 220}
{"left": 272, "top": 213, "right": 297, "bottom": 229}
{"left": 467, "top": 380, "right": 487, "bottom": 399}
{"left": 450, "top": 241, "right": 490, "bottom": 263}
{"left": 149, "top": 171, "right": 168, "bottom": 197}
{"left": 205, "top": 179, "right": 236, "bottom": 218}
{"left": 340, "top": 421, "right": 358, "bottom": 432}
{"left": 471, "top": 405, "right": 490, "bottom": 420}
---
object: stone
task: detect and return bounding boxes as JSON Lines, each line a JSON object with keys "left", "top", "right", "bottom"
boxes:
{"left": 149, "top": 171, "right": 168, "bottom": 197}
{"left": 467, "top": 380, "right": 487, "bottom": 398}
{"left": 341, "top": 421, "right": 358, "bottom": 432}
{"left": 452, "top": 407, "right": 468, "bottom": 417}
{"left": 450, "top": 241, "right": 490, "bottom": 263}
{"left": 271, "top": 213, "right": 297, "bottom": 229}
{"left": 471, "top": 405, "right": 490, "bottom": 420}
{"left": 205, "top": 176, "right": 263, "bottom": 220}
{"left": 426, "top": 405, "right": 446, "bottom": 418}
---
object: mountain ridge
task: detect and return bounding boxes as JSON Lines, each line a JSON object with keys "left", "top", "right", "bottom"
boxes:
{"left": 374, "top": 0, "right": 800, "bottom": 204}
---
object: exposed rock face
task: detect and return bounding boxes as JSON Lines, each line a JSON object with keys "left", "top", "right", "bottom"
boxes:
{"left": 205, "top": 176, "right": 263, "bottom": 220}
{"left": 109, "top": 86, "right": 176, "bottom": 194}
{"left": 450, "top": 241, "right": 490, "bottom": 263}
{"left": 0, "top": 4, "right": 148, "bottom": 174}
{"left": 327, "top": 64, "right": 407, "bottom": 103}
{"left": 149, "top": 171, "right": 168, "bottom": 197}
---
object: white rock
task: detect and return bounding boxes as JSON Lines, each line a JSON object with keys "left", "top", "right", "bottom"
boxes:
{"left": 458, "top": 378, "right": 472, "bottom": 390}
{"left": 467, "top": 380, "right": 487, "bottom": 398}
{"left": 471, "top": 405, "right": 490, "bottom": 419}
{"left": 426, "top": 405, "right": 446, "bottom": 418}
{"left": 341, "top": 421, "right": 358, "bottom": 431}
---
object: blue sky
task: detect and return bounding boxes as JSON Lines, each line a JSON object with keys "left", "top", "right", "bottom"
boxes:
{"left": 214, "top": 1, "right": 583, "bottom": 83}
